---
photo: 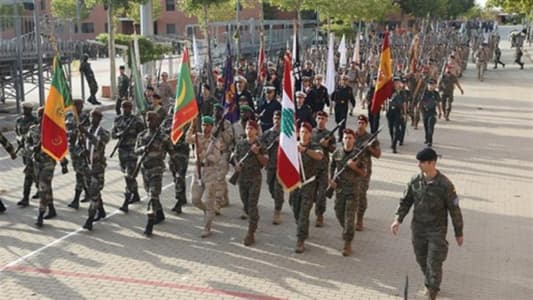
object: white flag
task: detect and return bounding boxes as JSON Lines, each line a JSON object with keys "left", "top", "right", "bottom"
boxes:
{"left": 192, "top": 32, "right": 201, "bottom": 71}
{"left": 325, "top": 33, "right": 335, "bottom": 96}
{"left": 353, "top": 34, "right": 361, "bottom": 65}
{"left": 338, "top": 34, "right": 347, "bottom": 69}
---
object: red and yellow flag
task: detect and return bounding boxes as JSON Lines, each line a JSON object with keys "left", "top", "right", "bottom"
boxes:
{"left": 171, "top": 48, "right": 199, "bottom": 144}
{"left": 371, "top": 32, "right": 393, "bottom": 114}
{"left": 41, "top": 56, "right": 73, "bottom": 161}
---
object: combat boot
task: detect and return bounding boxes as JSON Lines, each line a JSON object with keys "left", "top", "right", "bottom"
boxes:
{"left": 68, "top": 190, "right": 81, "bottom": 209}
{"left": 18, "top": 185, "right": 31, "bottom": 207}
{"left": 31, "top": 191, "right": 40, "bottom": 199}
{"left": 342, "top": 241, "right": 352, "bottom": 256}
{"left": 0, "top": 200, "right": 6, "bottom": 213}
{"left": 154, "top": 209, "right": 165, "bottom": 225}
{"left": 128, "top": 191, "right": 141, "bottom": 204}
{"left": 43, "top": 203, "right": 57, "bottom": 219}
{"left": 294, "top": 239, "right": 305, "bottom": 253}
{"left": 315, "top": 214, "right": 324, "bottom": 227}
{"left": 35, "top": 210, "right": 45, "bottom": 228}
{"left": 201, "top": 221, "right": 212, "bottom": 238}
{"left": 171, "top": 202, "right": 182, "bottom": 214}
{"left": 355, "top": 213, "right": 364, "bottom": 231}
{"left": 428, "top": 289, "right": 438, "bottom": 300}
{"left": 243, "top": 225, "right": 256, "bottom": 246}
{"left": 83, "top": 215, "right": 94, "bottom": 231}
{"left": 119, "top": 193, "right": 130, "bottom": 213}
{"left": 80, "top": 189, "right": 90, "bottom": 203}
{"left": 272, "top": 210, "right": 281, "bottom": 225}
{"left": 144, "top": 218, "right": 154, "bottom": 236}
{"left": 93, "top": 204, "right": 106, "bottom": 222}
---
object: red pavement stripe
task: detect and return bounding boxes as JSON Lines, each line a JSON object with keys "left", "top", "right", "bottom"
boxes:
{"left": 3, "top": 265, "right": 287, "bottom": 300}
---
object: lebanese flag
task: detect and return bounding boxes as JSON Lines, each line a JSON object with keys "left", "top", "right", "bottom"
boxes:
{"left": 41, "top": 56, "right": 72, "bottom": 161}
{"left": 171, "top": 48, "right": 199, "bottom": 144}
{"left": 371, "top": 32, "right": 393, "bottom": 114}
{"left": 276, "top": 51, "right": 300, "bottom": 192}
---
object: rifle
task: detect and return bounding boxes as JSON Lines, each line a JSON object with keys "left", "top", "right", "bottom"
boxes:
{"left": 322, "top": 118, "right": 345, "bottom": 142}
{"left": 14, "top": 137, "right": 23, "bottom": 155}
{"left": 325, "top": 127, "right": 381, "bottom": 198}
{"left": 110, "top": 116, "right": 137, "bottom": 158}
{"left": 228, "top": 141, "right": 260, "bottom": 185}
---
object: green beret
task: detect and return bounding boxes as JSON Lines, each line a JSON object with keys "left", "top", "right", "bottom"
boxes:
{"left": 214, "top": 103, "right": 224, "bottom": 110}
{"left": 240, "top": 105, "right": 253, "bottom": 113}
{"left": 201, "top": 115, "right": 214, "bottom": 125}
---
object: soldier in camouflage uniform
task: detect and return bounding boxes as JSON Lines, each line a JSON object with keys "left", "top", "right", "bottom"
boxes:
{"left": 474, "top": 42, "right": 490, "bottom": 81}
{"left": 438, "top": 69, "right": 464, "bottom": 121}
{"left": 260, "top": 110, "right": 283, "bottom": 224}
{"left": 391, "top": 148, "right": 464, "bottom": 300}
{"left": 311, "top": 111, "right": 336, "bottom": 227}
{"left": 232, "top": 120, "right": 268, "bottom": 246}
{"left": 354, "top": 115, "right": 381, "bottom": 231}
{"left": 15, "top": 102, "right": 39, "bottom": 207}
{"left": 186, "top": 116, "right": 221, "bottom": 237}
{"left": 213, "top": 103, "right": 234, "bottom": 213}
{"left": 66, "top": 99, "right": 91, "bottom": 209}
{"left": 81, "top": 109, "right": 110, "bottom": 231}
{"left": 29, "top": 107, "right": 68, "bottom": 227}
{"left": 116, "top": 65, "right": 130, "bottom": 115}
{"left": 0, "top": 132, "right": 17, "bottom": 213}
{"left": 329, "top": 128, "right": 367, "bottom": 256}
{"left": 112, "top": 101, "right": 145, "bottom": 213}
{"left": 164, "top": 108, "right": 190, "bottom": 214}
{"left": 291, "top": 122, "right": 324, "bottom": 254}
{"left": 134, "top": 111, "right": 176, "bottom": 236}
{"left": 150, "top": 94, "right": 167, "bottom": 122}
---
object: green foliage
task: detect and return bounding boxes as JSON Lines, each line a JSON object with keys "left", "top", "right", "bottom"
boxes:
{"left": 179, "top": 0, "right": 255, "bottom": 24}
{"left": 461, "top": 4, "right": 494, "bottom": 20}
{"left": 117, "top": 0, "right": 162, "bottom": 23}
{"left": 397, "top": 0, "right": 475, "bottom": 19}
{"left": 487, "top": 0, "right": 533, "bottom": 17}
{"left": 96, "top": 33, "right": 173, "bottom": 64}
{"left": 51, "top": 0, "right": 91, "bottom": 20}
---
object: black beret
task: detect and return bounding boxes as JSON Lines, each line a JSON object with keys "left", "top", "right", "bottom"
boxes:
{"left": 416, "top": 148, "right": 438, "bottom": 162}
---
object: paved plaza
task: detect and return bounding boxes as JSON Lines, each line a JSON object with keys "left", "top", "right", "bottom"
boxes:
{"left": 0, "top": 29, "right": 532, "bottom": 299}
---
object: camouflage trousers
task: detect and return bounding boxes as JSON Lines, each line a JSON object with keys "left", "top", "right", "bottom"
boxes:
{"left": 266, "top": 168, "right": 284, "bottom": 211}
{"left": 169, "top": 153, "right": 189, "bottom": 206}
{"left": 441, "top": 94, "right": 454, "bottom": 119}
{"left": 289, "top": 181, "right": 318, "bottom": 241}
{"left": 334, "top": 190, "right": 360, "bottom": 242}
{"left": 190, "top": 167, "right": 217, "bottom": 228}
{"left": 34, "top": 163, "right": 55, "bottom": 211}
{"left": 141, "top": 166, "right": 163, "bottom": 219}
{"left": 22, "top": 157, "right": 36, "bottom": 195}
{"left": 215, "top": 152, "right": 230, "bottom": 207}
{"left": 118, "top": 149, "right": 139, "bottom": 196}
{"left": 238, "top": 176, "right": 262, "bottom": 228}
{"left": 412, "top": 231, "right": 449, "bottom": 292}
{"left": 357, "top": 176, "right": 370, "bottom": 217}
{"left": 314, "top": 169, "right": 328, "bottom": 216}
{"left": 71, "top": 155, "right": 90, "bottom": 193}
{"left": 88, "top": 168, "right": 105, "bottom": 217}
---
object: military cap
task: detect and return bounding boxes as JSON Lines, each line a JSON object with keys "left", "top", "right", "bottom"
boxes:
{"left": 343, "top": 128, "right": 356, "bottom": 137}
{"left": 152, "top": 93, "right": 161, "bottom": 99}
{"left": 22, "top": 102, "right": 34, "bottom": 109}
{"left": 264, "top": 85, "right": 275, "bottom": 91}
{"left": 428, "top": 79, "right": 437, "bottom": 84}
{"left": 240, "top": 104, "right": 253, "bottom": 113}
{"left": 246, "top": 120, "right": 259, "bottom": 130}
{"left": 302, "top": 76, "right": 311, "bottom": 81}
{"left": 416, "top": 147, "right": 438, "bottom": 162}
{"left": 201, "top": 115, "right": 214, "bottom": 125}
{"left": 393, "top": 76, "right": 401, "bottom": 81}
{"left": 401, "top": 77, "right": 409, "bottom": 83}
{"left": 214, "top": 103, "right": 224, "bottom": 110}
{"left": 299, "top": 121, "right": 313, "bottom": 132}
{"left": 357, "top": 114, "right": 368, "bottom": 123}
{"left": 234, "top": 75, "right": 246, "bottom": 82}
{"left": 295, "top": 91, "right": 307, "bottom": 98}
{"left": 239, "top": 94, "right": 249, "bottom": 101}
{"left": 316, "top": 111, "right": 328, "bottom": 117}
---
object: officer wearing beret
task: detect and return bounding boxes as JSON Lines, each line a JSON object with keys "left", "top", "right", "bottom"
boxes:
{"left": 391, "top": 148, "right": 464, "bottom": 300}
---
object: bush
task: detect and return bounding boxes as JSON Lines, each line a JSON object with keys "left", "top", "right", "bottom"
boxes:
{"left": 96, "top": 33, "right": 174, "bottom": 64}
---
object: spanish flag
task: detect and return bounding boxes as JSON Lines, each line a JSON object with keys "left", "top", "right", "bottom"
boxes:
{"left": 41, "top": 56, "right": 73, "bottom": 161}
{"left": 171, "top": 48, "right": 199, "bottom": 144}
{"left": 371, "top": 32, "right": 393, "bottom": 114}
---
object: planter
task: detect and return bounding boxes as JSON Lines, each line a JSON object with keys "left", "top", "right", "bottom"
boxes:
{"left": 101, "top": 85, "right": 111, "bottom": 98}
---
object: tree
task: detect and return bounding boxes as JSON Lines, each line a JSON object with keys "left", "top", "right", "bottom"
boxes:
{"left": 487, "top": 0, "right": 533, "bottom": 17}
{"left": 51, "top": 0, "right": 91, "bottom": 21}
{"left": 397, "top": 0, "right": 475, "bottom": 19}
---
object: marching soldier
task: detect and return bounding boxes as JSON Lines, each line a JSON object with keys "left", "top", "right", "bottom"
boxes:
{"left": 233, "top": 105, "right": 257, "bottom": 144}
{"left": 157, "top": 72, "right": 174, "bottom": 110}
{"left": 66, "top": 99, "right": 90, "bottom": 209}
{"left": 366, "top": 76, "right": 380, "bottom": 134}
{"left": 0, "top": 132, "right": 17, "bottom": 213}
{"left": 311, "top": 111, "right": 336, "bottom": 227}
{"left": 354, "top": 115, "right": 381, "bottom": 231}
{"left": 412, "top": 70, "right": 431, "bottom": 130}
{"left": 329, "top": 128, "right": 367, "bottom": 256}
{"left": 15, "top": 102, "right": 39, "bottom": 207}
{"left": 111, "top": 101, "right": 145, "bottom": 213}
{"left": 198, "top": 84, "right": 217, "bottom": 118}
{"left": 515, "top": 46, "right": 525, "bottom": 70}
{"left": 232, "top": 120, "right": 268, "bottom": 246}
{"left": 187, "top": 116, "right": 221, "bottom": 237}
{"left": 235, "top": 75, "right": 254, "bottom": 110}
{"left": 391, "top": 148, "right": 464, "bottom": 300}
{"left": 332, "top": 75, "right": 355, "bottom": 140}
{"left": 295, "top": 91, "right": 315, "bottom": 127}
{"left": 81, "top": 109, "right": 110, "bottom": 231}
{"left": 493, "top": 46, "right": 505, "bottom": 69}
{"left": 438, "top": 68, "right": 464, "bottom": 121}
{"left": 116, "top": 65, "right": 130, "bottom": 115}
{"left": 386, "top": 77, "right": 408, "bottom": 153}
{"left": 213, "top": 103, "right": 234, "bottom": 213}
{"left": 133, "top": 112, "right": 175, "bottom": 236}
{"left": 29, "top": 107, "right": 68, "bottom": 227}
{"left": 291, "top": 122, "right": 324, "bottom": 253}
{"left": 302, "top": 61, "right": 315, "bottom": 79}
{"left": 307, "top": 74, "right": 330, "bottom": 115}
{"left": 399, "top": 77, "right": 412, "bottom": 146}
{"left": 150, "top": 94, "right": 167, "bottom": 122}
{"left": 256, "top": 85, "right": 281, "bottom": 132}
{"left": 474, "top": 42, "right": 490, "bottom": 81}
{"left": 260, "top": 110, "right": 283, "bottom": 224}
{"left": 419, "top": 79, "right": 443, "bottom": 147}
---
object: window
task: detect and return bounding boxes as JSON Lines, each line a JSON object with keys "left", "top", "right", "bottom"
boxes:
{"left": 165, "top": 0, "right": 175, "bottom": 11}
{"left": 166, "top": 24, "right": 176, "bottom": 34}
{"left": 81, "top": 23, "right": 94, "bottom": 33}
{"left": 41, "top": 0, "right": 46, "bottom": 10}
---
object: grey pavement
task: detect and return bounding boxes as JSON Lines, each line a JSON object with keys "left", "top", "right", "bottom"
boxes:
{"left": 0, "top": 27, "right": 532, "bottom": 299}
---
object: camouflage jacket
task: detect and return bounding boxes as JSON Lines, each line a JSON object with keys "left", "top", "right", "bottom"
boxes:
{"left": 135, "top": 128, "right": 175, "bottom": 170}
{"left": 260, "top": 127, "right": 279, "bottom": 169}
{"left": 0, "top": 132, "right": 15, "bottom": 156}
{"left": 111, "top": 114, "right": 145, "bottom": 150}
{"left": 233, "top": 138, "right": 266, "bottom": 179}
{"left": 312, "top": 128, "right": 336, "bottom": 173}
{"left": 66, "top": 110, "right": 90, "bottom": 156}
{"left": 85, "top": 125, "right": 110, "bottom": 171}
{"left": 25, "top": 124, "right": 56, "bottom": 168}
{"left": 298, "top": 141, "right": 322, "bottom": 180}
{"left": 330, "top": 147, "right": 367, "bottom": 195}
{"left": 355, "top": 131, "right": 379, "bottom": 176}
{"left": 15, "top": 114, "right": 38, "bottom": 157}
